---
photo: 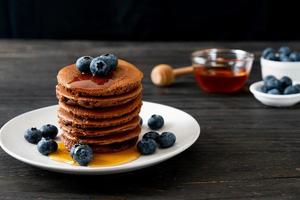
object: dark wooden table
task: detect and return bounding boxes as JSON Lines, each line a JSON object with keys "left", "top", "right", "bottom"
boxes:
{"left": 0, "top": 40, "right": 300, "bottom": 200}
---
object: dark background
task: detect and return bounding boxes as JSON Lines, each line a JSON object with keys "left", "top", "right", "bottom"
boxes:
{"left": 0, "top": 0, "right": 299, "bottom": 41}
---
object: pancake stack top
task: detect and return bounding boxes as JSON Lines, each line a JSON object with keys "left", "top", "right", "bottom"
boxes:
{"left": 56, "top": 59, "right": 143, "bottom": 153}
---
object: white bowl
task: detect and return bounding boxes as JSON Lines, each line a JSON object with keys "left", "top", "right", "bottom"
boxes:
{"left": 261, "top": 57, "right": 300, "bottom": 81}
{"left": 249, "top": 81, "right": 300, "bottom": 107}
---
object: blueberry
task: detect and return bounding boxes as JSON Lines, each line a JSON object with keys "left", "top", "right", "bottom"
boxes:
{"left": 24, "top": 127, "right": 42, "bottom": 144}
{"left": 260, "top": 85, "right": 268, "bottom": 93}
{"left": 264, "top": 52, "right": 278, "bottom": 61}
{"left": 148, "top": 114, "right": 164, "bottom": 130}
{"left": 90, "top": 55, "right": 116, "bottom": 76}
{"left": 267, "top": 88, "right": 281, "bottom": 95}
{"left": 72, "top": 144, "right": 93, "bottom": 166}
{"left": 70, "top": 143, "right": 80, "bottom": 158}
{"left": 264, "top": 75, "right": 276, "bottom": 84}
{"left": 139, "top": 117, "right": 143, "bottom": 126}
{"left": 37, "top": 138, "right": 58, "bottom": 155}
{"left": 158, "top": 132, "right": 176, "bottom": 148}
{"left": 294, "top": 84, "right": 300, "bottom": 91}
{"left": 280, "top": 76, "right": 292, "bottom": 89}
{"left": 137, "top": 139, "right": 157, "bottom": 155}
{"left": 289, "top": 52, "right": 300, "bottom": 61}
{"left": 262, "top": 47, "right": 274, "bottom": 58}
{"left": 265, "top": 77, "right": 281, "bottom": 90}
{"left": 143, "top": 131, "right": 160, "bottom": 142}
{"left": 264, "top": 75, "right": 276, "bottom": 81}
{"left": 76, "top": 56, "right": 93, "bottom": 73}
{"left": 278, "top": 46, "right": 292, "bottom": 56}
{"left": 40, "top": 124, "right": 58, "bottom": 139}
{"left": 280, "top": 54, "right": 292, "bottom": 62}
{"left": 99, "top": 53, "right": 118, "bottom": 70}
{"left": 283, "top": 85, "right": 300, "bottom": 95}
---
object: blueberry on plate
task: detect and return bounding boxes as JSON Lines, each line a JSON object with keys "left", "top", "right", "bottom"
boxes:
{"left": 143, "top": 131, "right": 160, "bottom": 142}
{"left": 264, "top": 52, "right": 278, "bottom": 61}
{"left": 262, "top": 47, "right": 274, "bottom": 58}
{"left": 148, "top": 114, "right": 164, "bottom": 130}
{"left": 278, "top": 46, "right": 292, "bottom": 56}
{"left": 37, "top": 138, "right": 58, "bottom": 155}
{"left": 72, "top": 144, "right": 93, "bottom": 166}
{"left": 137, "top": 138, "right": 157, "bottom": 155}
{"left": 280, "top": 76, "right": 292, "bottom": 89}
{"left": 90, "top": 56, "right": 116, "bottom": 76}
{"left": 158, "top": 132, "right": 176, "bottom": 148}
{"left": 289, "top": 52, "right": 300, "bottom": 61}
{"left": 76, "top": 56, "right": 93, "bottom": 73}
{"left": 267, "top": 88, "right": 281, "bottom": 95}
{"left": 40, "top": 124, "right": 58, "bottom": 139}
{"left": 99, "top": 53, "right": 118, "bottom": 70}
{"left": 283, "top": 85, "right": 300, "bottom": 95}
{"left": 70, "top": 143, "right": 81, "bottom": 158}
{"left": 265, "top": 77, "right": 281, "bottom": 90}
{"left": 24, "top": 127, "right": 42, "bottom": 144}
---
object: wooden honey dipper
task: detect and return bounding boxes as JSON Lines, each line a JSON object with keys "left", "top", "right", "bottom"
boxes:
{"left": 151, "top": 64, "right": 194, "bottom": 86}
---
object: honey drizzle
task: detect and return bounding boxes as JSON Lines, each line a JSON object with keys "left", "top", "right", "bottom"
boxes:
{"left": 67, "top": 73, "right": 113, "bottom": 89}
{"left": 49, "top": 142, "right": 140, "bottom": 167}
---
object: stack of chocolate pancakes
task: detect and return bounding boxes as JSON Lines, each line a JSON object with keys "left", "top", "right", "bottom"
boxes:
{"left": 56, "top": 59, "right": 143, "bottom": 153}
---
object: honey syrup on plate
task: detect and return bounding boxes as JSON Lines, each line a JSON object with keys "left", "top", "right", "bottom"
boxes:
{"left": 49, "top": 142, "right": 140, "bottom": 167}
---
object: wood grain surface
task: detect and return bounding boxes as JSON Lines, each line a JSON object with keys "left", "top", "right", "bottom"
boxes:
{"left": 0, "top": 40, "right": 300, "bottom": 200}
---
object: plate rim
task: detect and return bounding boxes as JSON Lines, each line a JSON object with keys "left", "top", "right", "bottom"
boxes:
{"left": 0, "top": 101, "right": 200, "bottom": 174}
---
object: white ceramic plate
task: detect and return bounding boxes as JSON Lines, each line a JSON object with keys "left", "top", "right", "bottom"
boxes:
{"left": 250, "top": 81, "right": 300, "bottom": 107}
{"left": 0, "top": 101, "right": 200, "bottom": 175}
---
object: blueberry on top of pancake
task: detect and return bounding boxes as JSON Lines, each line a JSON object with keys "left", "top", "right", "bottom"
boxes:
{"left": 57, "top": 59, "right": 143, "bottom": 97}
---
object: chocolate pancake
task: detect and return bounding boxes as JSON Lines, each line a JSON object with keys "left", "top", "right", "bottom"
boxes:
{"left": 59, "top": 95, "right": 142, "bottom": 119}
{"left": 59, "top": 116, "right": 140, "bottom": 137}
{"left": 61, "top": 134, "right": 139, "bottom": 153}
{"left": 58, "top": 106, "right": 141, "bottom": 129}
{"left": 61, "top": 126, "right": 141, "bottom": 145}
{"left": 56, "top": 84, "right": 142, "bottom": 108}
{"left": 57, "top": 59, "right": 143, "bottom": 97}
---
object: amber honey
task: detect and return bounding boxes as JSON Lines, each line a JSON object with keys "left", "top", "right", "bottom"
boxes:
{"left": 194, "top": 66, "right": 248, "bottom": 93}
{"left": 49, "top": 142, "right": 140, "bottom": 167}
{"left": 67, "top": 72, "right": 113, "bottom": 89}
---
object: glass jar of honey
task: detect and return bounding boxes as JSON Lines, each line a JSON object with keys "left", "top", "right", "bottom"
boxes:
{"left": 192, "top": 49, "right": 254, "bottom": 93}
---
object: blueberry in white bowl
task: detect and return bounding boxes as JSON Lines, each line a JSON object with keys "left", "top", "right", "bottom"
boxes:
{"left": 261, "top": 46, "right": 300, "bottom": 81}
{"left": 289, "top": 52, "right": 300, "bottom": 61}
{"left": 267, "top": 88, "right": 280, "bottom": 95}
{"left": 283, "top": 85, "right": 300, "bottom": 95}
{"left": 250, "top": 75, "right": 300, "bottom": 107}
{"left": 280, "top": 76, "right": 292, "bottom": 89}
{"left": 262, "top": 48, "right": 274, "bottom": 58}
{"left": 260, "top": 75, "right": 299, "bottom": 95}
